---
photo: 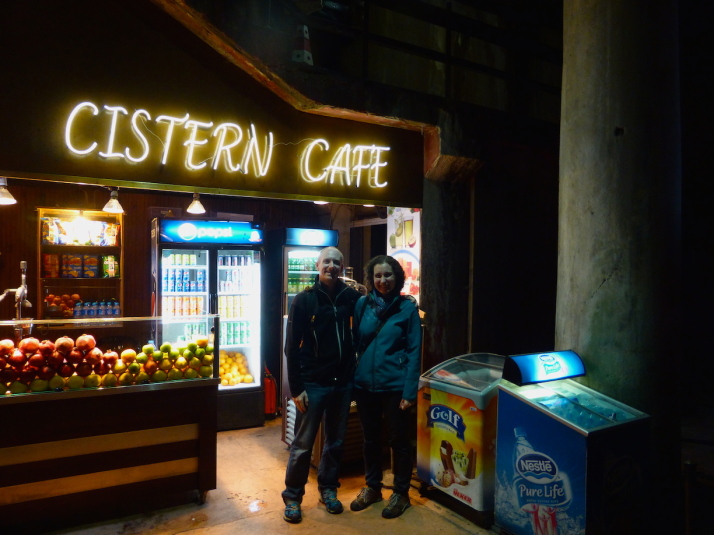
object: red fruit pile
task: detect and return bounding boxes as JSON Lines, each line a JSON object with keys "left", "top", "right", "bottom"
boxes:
{"left": 0, "top": 334, "right": 118, "bottom": 394}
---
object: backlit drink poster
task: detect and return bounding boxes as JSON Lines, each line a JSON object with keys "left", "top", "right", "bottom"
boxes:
{"left": 386, "top": 207, "right": 421, "bottom": 303}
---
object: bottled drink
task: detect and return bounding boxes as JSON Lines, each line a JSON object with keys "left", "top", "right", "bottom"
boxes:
{"left": 183, "top": 269, "right": 190, "bottom": 291}
{"left": 162, "top": 268, "right": 169, "bottom": 292}
{"left": 97, "top": 301, "right": 106, "bottom": 317}
{"left": 197, "top": 269, "right": 205, "bottom": 292}
{"left": 175, "top": 269, "right": 184, "bottom": 292}
{"left": 112, "top": 299, "right": 121, "bottom": 316}
{"left": 74, "top": 301, "right": 84, "bottom": 318}
{"left": 83, "top": 301, "right": 92, "bottom": 317}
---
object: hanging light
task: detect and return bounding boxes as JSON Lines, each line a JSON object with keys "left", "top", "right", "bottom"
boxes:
{"left": 313, "top": 200, "right": 329, "bottom": 205}
{"left": 0, "top": 177, "right": 17, "bottom": 205}
{"left": 102, "top": 189, "right": 124, "bottom": 213}
{"left": 187, "top": 192, "right": 206, "bottom": 214}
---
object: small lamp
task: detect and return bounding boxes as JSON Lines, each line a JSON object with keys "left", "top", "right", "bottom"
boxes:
{"left": 102, "top": 189, "right": 124, "bottom": 213}
{"left": 187, "top": 192, "right": 206, "bottom": 214}
{"left": 0, "top": 177, "right": 17, "bottom": 205}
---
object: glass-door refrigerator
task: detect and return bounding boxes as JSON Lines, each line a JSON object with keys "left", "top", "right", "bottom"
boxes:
{"left": 264, "top": 228, "right": 339, "bottom": 445}
{"left": 151, "top": 218, "right": 265, "bottom": 430}
{"left": 494, "top": 350, "right": 651, "bottom": 535}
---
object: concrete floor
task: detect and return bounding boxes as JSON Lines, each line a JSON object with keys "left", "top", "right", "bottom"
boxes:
{"left": 49, "top": 418, "right": 494, "bottom": 535}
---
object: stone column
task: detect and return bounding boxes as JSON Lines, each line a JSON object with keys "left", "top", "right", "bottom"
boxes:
{"left": 558, "top": 1, "right": 680, "bottom": 531}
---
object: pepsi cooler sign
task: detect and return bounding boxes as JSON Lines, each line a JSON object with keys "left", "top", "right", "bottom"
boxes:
{"left": 159, "top": 220, "right": 263, "bottom": 244}
{"left": 285, "top": 228, "right": 339, "bottom": 247}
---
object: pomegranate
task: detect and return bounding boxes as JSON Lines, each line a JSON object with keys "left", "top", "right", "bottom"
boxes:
{"left": 75, "top": 362, "right": 93, "bottom": 377}
{"left": 8, "top": 349, "right": 27, "bottom": 369}
{"left": 57, "top": 363, "right": 76, "bottom": 378}
{"left": 18, "top": 337, "right": 40, "bottom": 355}
{"left": 0, "top": 354, "right": 7, "bottom": 368}
{"left": 102, "top": 351, "right": 119, "bottom": 367}
{"left": 55, "top": 336, "right": 75, "bottom": 355}
{"left": 65, "top": 349, "right": 84, "bottom": 365}
{"left": 27, "top": 353, "right": 46, "bottom": 369}
{"left": 37, "top": 365, "right": 56, "bottom": 381}
{"left": 0, "top": 366, "right": 18, "bottom": 384}
{"left": 75, "top": 334, "right": 97, "bottom": 352}
{"left": 38, "top": 339, "right": 56, "bottom": 358}
{"left": 47, "top": 351, "right": 64, "bottom": 369}
{"left": 19, "top": 366, "right": 38, "bottom": 383}
{"left": 0, "top": 339, "right": 14, "bottom": 356}
{"left": 94, "top": 361, "right": 111, "bottom": 375}
{"left": 84, "top": 347, "right": 103, "bottom": 366}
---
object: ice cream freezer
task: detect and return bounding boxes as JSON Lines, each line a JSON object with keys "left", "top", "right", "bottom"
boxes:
{"left": 494, "top": 350, "right": 651, "bottom": 535}
{"left": 416, "top": 353, "right": 506, "bottom": 526}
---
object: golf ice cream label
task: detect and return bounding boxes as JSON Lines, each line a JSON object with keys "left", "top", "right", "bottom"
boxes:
{"left": 416, "top": 387, "right": 499, "bottom": 511}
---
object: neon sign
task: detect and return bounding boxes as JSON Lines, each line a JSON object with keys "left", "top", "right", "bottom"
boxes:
{"left": 300, "top": 138, "right": 389, "bottom": 187}
{"left": 65, "top": 101, "right": 274, "bottom": 176}
{"left": 64, "top": 101, "right": 391, "bottom": 189}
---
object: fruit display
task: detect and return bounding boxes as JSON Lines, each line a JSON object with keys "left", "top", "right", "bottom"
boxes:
{"left": 218, "top": 350, "right": 254, "bottom": 386}
{"left": 44, "top": 293, "right": 82, "bottom": 318}
{"left": 0, "top": 334, "right": 215, "bottom": 395}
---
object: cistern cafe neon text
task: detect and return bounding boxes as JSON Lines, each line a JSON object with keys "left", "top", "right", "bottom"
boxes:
{"left": 64, "top": 101, "right": 391, "bottom": 189}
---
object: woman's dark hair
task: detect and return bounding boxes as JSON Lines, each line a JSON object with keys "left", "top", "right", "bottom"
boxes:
{"left": 363, "top": 255, "right": 405, "bottom": 294}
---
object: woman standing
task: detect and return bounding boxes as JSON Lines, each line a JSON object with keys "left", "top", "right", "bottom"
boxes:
{"left": 349, "top": 255, "right": 422, "bottom": 519}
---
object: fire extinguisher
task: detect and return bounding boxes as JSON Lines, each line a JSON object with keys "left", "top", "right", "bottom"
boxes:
{"left": 264, "top": 366, "right": 278, "bottom": 419}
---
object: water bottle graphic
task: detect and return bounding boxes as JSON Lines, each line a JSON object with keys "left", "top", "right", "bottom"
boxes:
{"left": 512, "top": 428, "right": 560, "bottom": 535}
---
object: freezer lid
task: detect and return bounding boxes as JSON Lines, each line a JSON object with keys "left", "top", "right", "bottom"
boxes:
{"left": 159, "top": 220, "right": 263, "bottom": 244}
{"left": 503, "top": 349, "right": 585, "bottom": 386}
{"left": 421, "top": 353, "right": 505, "bottom": 392}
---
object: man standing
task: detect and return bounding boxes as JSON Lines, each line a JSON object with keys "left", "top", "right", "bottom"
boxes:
{"left": 282, "top": 246, "right": 362, "bottom": 523}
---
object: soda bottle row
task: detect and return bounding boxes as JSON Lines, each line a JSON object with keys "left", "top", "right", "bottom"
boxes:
{"left": 163, "top": 296, "right": 205, "bottom": 316}
{"left": 162, "top": 253, "right": 199, "bottom": 266}
{"left": 219, "top": 321, "right": 253, "bottom": 346}
{"left": 163, "top": 268, "right": 206, "bottom": 293}
{"left": 287, "top": 274, "right": 312, "bottom": 294}
{"left": 74, "top": 299, "right": 121, "bottom": 318}
{"left": 288, "top": 256, "right": 317, "bottom": 272}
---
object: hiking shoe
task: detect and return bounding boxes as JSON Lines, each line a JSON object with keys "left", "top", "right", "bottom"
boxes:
{"left": 350, "top": 486, "right": 383, "bottom": 511}
{"left": 382, "top": 492, "right": 411, "bottom": 519}
{"left": 283, "top": 501, "right": 302, "bottom": 523}
{"left": 319, "top": 489, "right": 344, "bottom": 514}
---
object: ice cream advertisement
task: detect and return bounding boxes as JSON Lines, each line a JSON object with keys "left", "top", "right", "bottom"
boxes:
{"left": 386, "top": 207, "right": 420, "bottom": 303}
{"left": 416, "top": 386, "right": 499, "bottom": 511}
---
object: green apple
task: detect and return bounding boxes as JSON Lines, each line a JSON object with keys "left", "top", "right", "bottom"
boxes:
{"left": 102, "top": 373, "right": 118, "bottom": 387}
{"left": 84, "top": 373, "right": 100, "bottom": 388}
{"left": 152, "top": 369, "right": 168, "bottom": 382}
{"left": 205, "top": 344, "right": 214, "bottom": 355}
{"left": 48, "top": 374, "right": 66, "bottom": 390}
{"left": 135, "top": 352, "right": 149, "bottom": 365}
{"left": 184, "top": 367, "right": 199, "bottom": 379}
{"left": 201, "top": 354, "right": 214, "bottom": 366}
{"left": 199, "top": 365, "right": 213, "bottom": 378}
{"left": 189, "top": 357, "right": 202, "bottom": 370}
{"left": 118, "top": 372, "right": 134, "bottom": 386}
{"left": 168, "top": 368, "right": 184, "bottom": 381}
{"left": 187, "top": 342, "right": 198, "bottom": 353}
{"left": 9, "top": 381, "right": 29, "bottom": 394}
{"left": 159, "top": 342, "right": 172, "bottom": 354}
{"left": 182, "top": 349, "right": 194, "bottom": 360}
{"left": 168, "top": 349, "right": 180, "bottom": 362}
{"left": 195, "top": 348, "right": 206, "bottom": 360}
{"left": 67, "top": 375, "right": 85, "bottom": 390}
{"left": 30, "top": 378, "right": 49, "bottom": 392}
{"left": 142, "top": 344, "right": 155, "bottom": 355}
{"left": 127, "top": 362, "right": 141, "bottom": 375}
{"left": 135, "top": 371, "right": 150, "bottom": 384}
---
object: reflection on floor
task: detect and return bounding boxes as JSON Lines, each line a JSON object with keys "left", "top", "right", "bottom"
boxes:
{"left": 48, "top": 417, "right": 495, "bottom": 535}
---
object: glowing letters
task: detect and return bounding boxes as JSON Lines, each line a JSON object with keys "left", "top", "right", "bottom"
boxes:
{"left": 299, "top": 138, "right": 389, "bottom": 188}
{"left": 65, "top": 101, "right": 273, "bottom": 177}
{"left": 64, "top": 101, "right": 390, "bottom": 190}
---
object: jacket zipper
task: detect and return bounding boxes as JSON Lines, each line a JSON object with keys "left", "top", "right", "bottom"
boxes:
{"left": 316, "top": 286, "right": 348, "bottom": 378}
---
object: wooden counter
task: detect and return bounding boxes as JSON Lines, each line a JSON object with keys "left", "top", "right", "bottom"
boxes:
{"left": 0, "top": 379, "right": 218, "bottom": 534}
